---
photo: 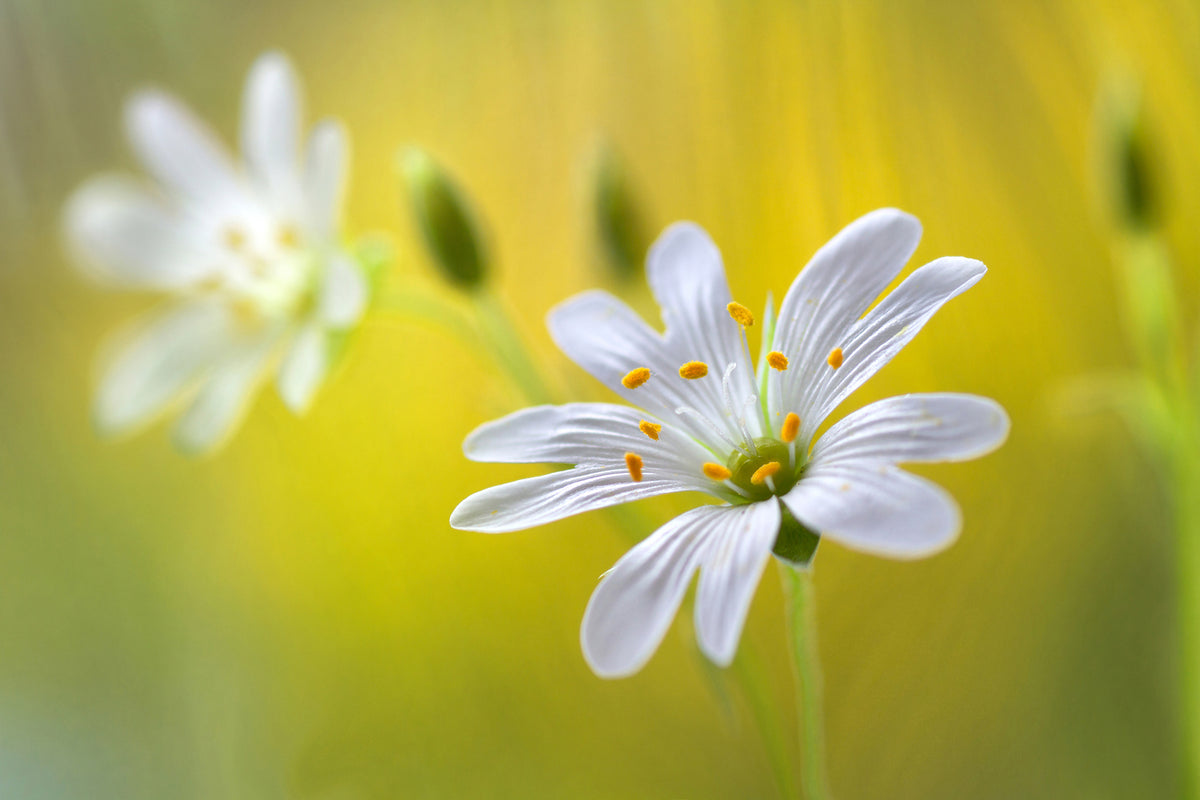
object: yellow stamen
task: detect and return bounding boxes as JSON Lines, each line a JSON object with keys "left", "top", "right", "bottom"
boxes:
{"left": 622, "top": 367, "right": 651, "bottom": 389}
{"left": 827, "top": 347, "right": 844, "bottom": 369}
{"left": 223, "top": 226, "right": 248, "bottom": 251}
{"left": 277, "top": 224, "right": 300, "bottom": 249}
{"left": 624, "top": 452, "right": 644, "bottom": 482}
{"left": 727, "top": 301, "right": 754, "bottom": 327}
{"left": 751, "top": 461, "right": 782, "bottom": 485}
{"left": 638, "top": 420, "right": 662, "bottom": 440}
{"left": 702, "top": 462, "right": 732, "bottom": 481}
{"left": 766, "top": 351, "right": 789, "bottom": 371}
{"left": 781, "top": 412, "right": 800, "bottom": 444}
{"left": 679, "top": 361, "right": 709, "bottom": 380}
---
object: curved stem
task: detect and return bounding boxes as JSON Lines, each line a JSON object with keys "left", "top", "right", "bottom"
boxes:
{"left": 780, "top": 563, "right": 832, "bottom": 799}
{"left": 731, "top": 640, "right": 800, "bottom": 799}
{"left": 470, "top": 289, "right": 555, "bottom": 405}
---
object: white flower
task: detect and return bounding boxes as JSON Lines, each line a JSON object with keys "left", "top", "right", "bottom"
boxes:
{"left": 64, "top": 52, "right": 368, "bottom": 452}
{"left": 451, "top": 209, "right": 1010, "bottom": 678}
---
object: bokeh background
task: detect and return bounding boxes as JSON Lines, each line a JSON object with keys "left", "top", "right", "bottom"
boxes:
{"left": 2, "top": 0, "right": 1198, "bottom": 797}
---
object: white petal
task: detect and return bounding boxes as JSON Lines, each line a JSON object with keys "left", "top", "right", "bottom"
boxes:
{"left": 799, "top": 257, "right": 986, "bottom": 441}
{"left": 581, "top": 504, "right": 729, "bottom": 678}
{"left": 124, "top": 90, "right": 245, "bottom": 206}
{"left": 304, "top": 120, "right": 347, "bottom": 239}
{"left": 464, "top": 402, "right": 712, "bottom": 478}
{"left": 64, "top": 176, "right": 217, "bottom": 288}
{"left": 173, "top": 332, "right": 276, "bottom": 454}
{"left": 646, "top": 223, "right": 762, "bottom": 437}
{"left": 772, "top": 209, "right": 922, "bottom": 425}
{"left": 240, "top": 51, "right": 302, "bottom": 210}
{"left": 812, "top": 393, "right": 1010, "bottom": 467}
{"left": 318, "top": 251, "right": 368, "bottom": 328}
{"left": 546, "top": 290, "right": 739, "bottom": 447}
{"left": 276, "top": 323, "right": 328, "bottom": 414}
{"left": 94, "top": 300, "right": 237, "bottom": 435}
{"left": 693, "top": 500, "right": 781, "bottom": 666}
{"left": 781, "top": 463, "right": 961, "bottom": 559}
{"left": 449, "top": 466, "right": 698, "bottom": 533}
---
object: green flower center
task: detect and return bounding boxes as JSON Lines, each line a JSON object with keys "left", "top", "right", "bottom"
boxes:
{"left": 726, "top": 438, "right": 803, "bottom": 503}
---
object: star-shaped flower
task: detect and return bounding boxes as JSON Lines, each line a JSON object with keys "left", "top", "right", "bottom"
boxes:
{"left": 451, "top": 209, "right": 1009, "bottom": 678}
{"left": 64, "top": 52, "right": 369, "bottom": 452}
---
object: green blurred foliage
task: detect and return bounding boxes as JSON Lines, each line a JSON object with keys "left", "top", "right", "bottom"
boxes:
{"left": 1, "top": 0, "right": 1199, "bottom": 797}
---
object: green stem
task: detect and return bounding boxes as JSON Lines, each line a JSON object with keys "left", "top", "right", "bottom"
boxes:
{"left": 732, "top": 640, "right": 801, "bottom": 799}
{"left": 471, "top": 289, "right": 555, "bottom": 405}
{"left": 1175, "top": 442, "right": 1200, "bottom": 800}
{"left": 780, "top": 563, "right": 832, "bottom": 800}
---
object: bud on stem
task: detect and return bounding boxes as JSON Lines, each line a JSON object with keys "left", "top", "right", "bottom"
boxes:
{"left": 400, "top": 148, "right": 488, "bottom": 290}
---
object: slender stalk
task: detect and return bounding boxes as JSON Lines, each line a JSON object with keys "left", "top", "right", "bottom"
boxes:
{"left": 1175, "top": 430, "right": 1200, "bottom": 800}
{"left": 732, "top": 640, "right": 801, "bottom": 799}
{"left": 471, "top": 289, "right": 555, "bottom": 405}
{"left": 780, "top": 563, "right": 832, "bottom": 800}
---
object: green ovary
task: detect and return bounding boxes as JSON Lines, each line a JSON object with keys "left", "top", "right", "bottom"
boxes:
{"left": 727, "top": 439, "right": 802, "bottom": 502}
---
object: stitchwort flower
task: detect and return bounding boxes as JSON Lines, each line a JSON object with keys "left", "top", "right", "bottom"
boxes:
{"left": 64, "top": 52, "right": 369, "bottom": 452}
{"left": 451, "top": 209, "right": 1009, "bottom": 677}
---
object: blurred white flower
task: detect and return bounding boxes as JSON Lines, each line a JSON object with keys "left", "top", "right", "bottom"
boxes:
{"left": 65, "top": 51, "right": 368, "bottom": 452}
{"left": 451, "top": 209, "right": 1010, "bottom": 677}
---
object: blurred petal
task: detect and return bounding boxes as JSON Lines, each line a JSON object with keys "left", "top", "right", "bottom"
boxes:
{"left": 304, "top": 120, "right": 347, "bottom": 239}
{"left": 450, "top": 466, "right": 698, "bottom": 533}
{"left": 94, "top": 300, "right": 236, "bottom": 435}
{"left": 800, "top": 257, "right": 986, "bottom": 442}
{"left": 64, "top": 176, "right": 216, "bottom": 288}
{"left": 772, "top": 209, "right": 922, "bottom": 424}
{"left": 463, "top": 402, "right": 711, "bottom": 479}
{"left": 318, "top": 252, "right": 367, "bottom": 328}
{"left": 582, "top": 504, "right": 729, "bottom": 678}
{"left": 812, "top": 393, "right": 1010, "bottom": 466}
{"left": 173, "top": 332, "right": 277, "bottom": 454}
{"left": 277, "top": 323, "right": 327, "bottom": 414}
{"left": 241, "top": 51, "right": 302, "bottom": 208}
{"left": 782, "top": 463, "right": 961, "bottom": 559}
{"left": 693, "top": 500, "right": 780, "bottom": 666}
{"left": 124, "top": 90, "right": 244, "bottom": 206}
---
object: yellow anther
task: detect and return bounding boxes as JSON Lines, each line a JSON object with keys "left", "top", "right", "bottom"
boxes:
{"left": 702, "top": 462, "right": 732, "bottom": 481}
{"left": 624, "top": 453, "right": 644, "bottom": 482}
{"left": 766, "top": 351, "right": 789, "bottom": 371}
{"left": 727, "top": 301, "right": 755, "bottom": 327}
{"left": 751, "top": 461, "right": 782, "bottom": 485}
{"left": 781, "top": 412, "right": 800, "bottom": 444}
{"left": 277, "top": 224, "right": 300, "bottom": 249}
{"left": 638, "top": 420, "right": 662, "bottom": 441}
{"left": 622, "top": 367, "right": 651, "bottom": 389}
{"left": 223, "top": 226, "right": 248, "bottom": 251}
{"left": 827, "top": 347, "right": 844, "bottom": 369}
{"left": 679, "top": 361, "right": 709, "bottom": 380}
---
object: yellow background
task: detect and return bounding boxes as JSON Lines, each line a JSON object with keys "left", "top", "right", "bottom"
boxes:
{"left": 1, "top": 0, "right": 1197, "bottom": 796}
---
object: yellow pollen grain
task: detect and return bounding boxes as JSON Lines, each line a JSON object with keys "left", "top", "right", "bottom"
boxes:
{"left": 827, "top": 347, "right": 844, "bottom": 369}
{"left": 781, "top": 412, "right": 801, "bottom": 444}
{"left": 751, "top": 461, "right": 782, "bottom": 485}
{"left": 727, "top": 301, "right": 754, "bottom": 327}
{"left": 223, "top": 226, "right": 248, "bottom": 251}
{"left": 638, "top": 420, "right": 662, "bottom": 441}
{"left": 277, "top": 224, "right": 300, "bottom": 249}
{"left": 622, "top": 367, "right": 651, "bottom": 389}
{"left": 624, "top": 453, "right": 644, "bottom": 482}
{"left": 702, "top": 462, "right": 732, "bottom": 481}
{"left": 679, "top": 361, "right": 709, "bottom": 380}
{"left": 766, "top": 351, "right": 789, "bottom": 371}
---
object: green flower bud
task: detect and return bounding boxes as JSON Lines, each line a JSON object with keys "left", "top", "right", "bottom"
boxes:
{"left": 1094, "top": 81, "right": 1158, "bottom": 231}
{"left": 400, "top": 148, "right": 488, "bottom": 290}
{"left": 590, "top": 143, "right": 650, "bottom": 281}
